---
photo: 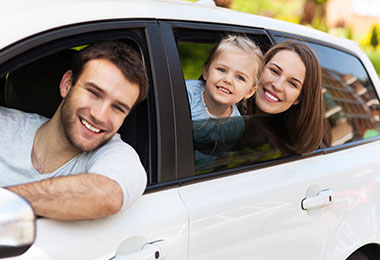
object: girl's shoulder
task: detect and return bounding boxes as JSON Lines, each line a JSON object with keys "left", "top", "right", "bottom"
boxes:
{"left": 186, "top": 79, "right": 204, "bottom": 91}
{"left": 185, "top": 79, "right": 205, "bottom": 103}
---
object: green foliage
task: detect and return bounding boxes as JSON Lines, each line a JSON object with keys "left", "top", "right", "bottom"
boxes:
{"left": 371, "top": 25, "right": 379, "bottom": 50}
{"left": 366, "top": 50, "right": 380, "bottom": 78}
{"left": 178, "top": 42, "right": 214, "bottom": 80}
{"left": 231, "top": 0, "right": 303, "bottom": 22}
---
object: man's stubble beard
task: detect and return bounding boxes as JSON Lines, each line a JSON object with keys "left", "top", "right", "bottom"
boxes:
{"left": 60, "top": 91, "right": 113, "bottom": 153}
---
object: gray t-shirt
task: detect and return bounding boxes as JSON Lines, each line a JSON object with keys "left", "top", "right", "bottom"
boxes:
{"left": 0, "top": 106, "right": 147, "bottom": 210}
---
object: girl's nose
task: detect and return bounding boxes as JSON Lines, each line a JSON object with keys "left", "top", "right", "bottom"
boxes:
{"left": 223, "top": 73, "right": 233, "bottom": 84}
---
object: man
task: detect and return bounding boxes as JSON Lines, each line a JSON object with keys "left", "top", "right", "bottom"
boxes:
{"left": 0, "top": 41, "right": 149, "bottom": 220}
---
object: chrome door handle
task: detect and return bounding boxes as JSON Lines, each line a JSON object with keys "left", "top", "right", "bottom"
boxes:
{"left": 301, "top": 189, "right": 333, "bottom": 210}
{"left": 113, "top": 240, "right": 166, "bottom": 260}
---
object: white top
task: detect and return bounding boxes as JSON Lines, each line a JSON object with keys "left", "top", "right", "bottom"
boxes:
{"left": 0, "top": 106, "right": 147, "bottom": 210}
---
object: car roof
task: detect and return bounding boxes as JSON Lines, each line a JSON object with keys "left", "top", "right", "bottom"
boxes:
{"left": 0, "top": 0, "right": 360, "bottom": 54}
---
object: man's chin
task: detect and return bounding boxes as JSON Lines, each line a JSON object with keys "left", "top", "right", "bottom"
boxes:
{"left": 74, "top": 136, "right": 113, "bottom": 152}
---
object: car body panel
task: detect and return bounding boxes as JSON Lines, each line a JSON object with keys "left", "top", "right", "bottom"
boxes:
{"left": 179, "top": 141, "right": 380, "bottom": 259}
{"left": 10, "top": 189, "right": 188, "bottom": 260}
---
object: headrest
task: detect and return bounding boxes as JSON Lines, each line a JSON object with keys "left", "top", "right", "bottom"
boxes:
{"left": 5, "top": 50, "right": 75, "bottom": 118}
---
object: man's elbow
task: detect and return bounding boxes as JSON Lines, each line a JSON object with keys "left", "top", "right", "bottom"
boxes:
{"left": 100, "top": 181, "right": 123, "bottom": 217}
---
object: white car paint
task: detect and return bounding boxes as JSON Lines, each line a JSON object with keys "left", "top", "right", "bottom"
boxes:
{"left": 179, "top": 141, "right": 380, "bottom": 259}
{"left": 11, "top": 189, "right": 188, "bottom": 260}
{"left": 1, "top": 0, "right": 380, "bottom": 259}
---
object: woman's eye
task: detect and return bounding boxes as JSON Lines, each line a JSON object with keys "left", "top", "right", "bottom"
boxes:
{"left": 217, "top": 68, "right": 226, "bottom": 72}
{"left": 270, "top": 68, "right": 279, "bottom": 75}
{"left": 289, "top": 81, "right": 298, "bottom": 88}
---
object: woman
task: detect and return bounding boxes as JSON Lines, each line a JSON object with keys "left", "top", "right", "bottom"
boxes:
{"left": 247, "top": 40, "right": 324, "bottom": 154}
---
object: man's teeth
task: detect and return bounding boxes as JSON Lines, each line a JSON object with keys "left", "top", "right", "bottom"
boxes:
{"left": 265, "top": 90, "right": 279, "bottom": 102}
{"left": 81, "top": 119, "right": 100, "bottom": 133}
{"left": 218, "top": 87, "right": 231, "bottom": 94}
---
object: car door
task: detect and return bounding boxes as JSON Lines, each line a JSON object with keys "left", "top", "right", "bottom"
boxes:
{"left": 162, "top": 21, "right": 380, "bottom": 259}
{"left": 0, "top": 20, "right": 188, "bottom": 260}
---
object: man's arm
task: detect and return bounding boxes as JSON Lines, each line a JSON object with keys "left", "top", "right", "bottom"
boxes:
{"left": 7, "top": 174, "right": 123, "bottom": 220}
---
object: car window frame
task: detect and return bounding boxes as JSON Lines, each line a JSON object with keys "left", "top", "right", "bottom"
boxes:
{"left": 160, "top": 20, "right": 323, "bottom": 184}
{"left": 0, "top": 19, "right": 176, "bottom": 191}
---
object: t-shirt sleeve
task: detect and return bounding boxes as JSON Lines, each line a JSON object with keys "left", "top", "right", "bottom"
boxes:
{"left": 86, "top": 135, "right": 147, "bottom": 211}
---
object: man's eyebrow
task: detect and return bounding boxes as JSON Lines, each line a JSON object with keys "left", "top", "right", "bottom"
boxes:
{"left": 85, "top": 82, "right": 132, "bottom": 111}
{"left": 85, "top": 82, "right": 105, "bottom": 94}
{"left": 270, "top": 63, "right": 303, "bottom": 85}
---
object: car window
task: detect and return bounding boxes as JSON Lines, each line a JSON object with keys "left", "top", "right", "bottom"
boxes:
{"left": 275, "top": 36, "right": 380, "bottom": 147}
{"left": 0, "top": 34, "right": 156, "bottom": 184}
{"left": 176, "top": 31, "right": 295, "bottom": 175}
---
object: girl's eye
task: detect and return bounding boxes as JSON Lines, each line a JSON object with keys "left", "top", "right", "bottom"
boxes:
{"left": 236, "top": 75, "right": 245, "bottom": 81}
{"left": 217, "top": 68, "right": 226, "bottom": 73}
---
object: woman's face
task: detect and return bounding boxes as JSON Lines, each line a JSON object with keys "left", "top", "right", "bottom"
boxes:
{"left": 255, "top": 50, "right": 306, "bottom": 114}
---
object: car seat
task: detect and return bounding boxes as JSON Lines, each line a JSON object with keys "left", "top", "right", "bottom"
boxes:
{"left": 4, "top": 50, "right": 74, "bottom": 118}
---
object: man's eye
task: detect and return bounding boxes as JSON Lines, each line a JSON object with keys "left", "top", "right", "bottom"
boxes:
{"left": 88, "top": 89, "right": 99, "bottom": 97}
{"left": 113, "top": 105, "right": 126, "bottom": 113}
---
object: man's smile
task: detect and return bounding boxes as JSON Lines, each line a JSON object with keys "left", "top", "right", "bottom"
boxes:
{"left": 80, "top": 118, "right": 102, "bottom": 133}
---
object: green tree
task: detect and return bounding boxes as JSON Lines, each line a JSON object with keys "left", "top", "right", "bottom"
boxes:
{"left": 300, "top": 0, "right": 328, "bottom": 31}
{"left": 370, "top": 25, "right": 379, "bottom": 50}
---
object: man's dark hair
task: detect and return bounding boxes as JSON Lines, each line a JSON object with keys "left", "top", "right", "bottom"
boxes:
{"left": 71, "top": 40, "right": 149, "bottom": 105}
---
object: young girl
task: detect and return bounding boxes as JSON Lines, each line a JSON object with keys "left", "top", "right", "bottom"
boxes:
{"left": 186, "top": 35, "right": 263, "bottom": 120}
{"left": 186, "top": 35, "right": 263, "bottom": 172}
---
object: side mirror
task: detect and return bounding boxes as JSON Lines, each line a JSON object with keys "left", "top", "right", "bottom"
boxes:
{"left": 0, "top": 188, "right": 36, "bottom": 258}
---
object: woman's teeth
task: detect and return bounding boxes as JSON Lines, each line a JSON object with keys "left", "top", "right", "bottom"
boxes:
{"left": 265, "top": 90, "right": 279, "bottom": 102}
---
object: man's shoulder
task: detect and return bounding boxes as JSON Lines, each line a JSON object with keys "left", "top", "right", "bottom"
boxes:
{"left": 0, "top": 106, "right": 48, "bottom": 129}
{"left": 0, "top": 106, "right": 48, "bottom": 121}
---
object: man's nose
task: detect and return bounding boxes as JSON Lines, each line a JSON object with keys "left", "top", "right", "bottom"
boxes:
{"left": 91, "top": 102, "right": 109, "bottom": 124}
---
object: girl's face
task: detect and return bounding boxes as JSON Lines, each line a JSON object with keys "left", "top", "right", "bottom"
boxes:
{"left": 256, "top": 50, "right": 305, "bottom": 114}
{"left": 203, "top": 46, "right": 258, "bottom": 112}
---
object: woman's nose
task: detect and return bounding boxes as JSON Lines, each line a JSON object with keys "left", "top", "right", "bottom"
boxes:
{"left": 272, "top": 78, "right": 284, "bottom": 91}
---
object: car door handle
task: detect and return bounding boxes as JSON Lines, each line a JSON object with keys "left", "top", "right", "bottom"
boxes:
{"left": 301, "top": 189, "right": 333, "bottom": 210}
{"left": 112, "top": 240, "right": 166, "bottom": 260}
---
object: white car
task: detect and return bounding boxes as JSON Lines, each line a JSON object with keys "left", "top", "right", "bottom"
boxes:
{"left": 1, "top": 0, "right": 380, "bottom": 259}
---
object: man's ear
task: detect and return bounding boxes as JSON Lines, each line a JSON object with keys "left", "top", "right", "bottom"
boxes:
{"left": 244, "top": 85, "right": 257, "bottom": 99}
{"left": 60, "top": 70, "right": 73, "bottom": 98}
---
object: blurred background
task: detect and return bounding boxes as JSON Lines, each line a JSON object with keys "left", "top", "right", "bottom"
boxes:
{"left": 187, "top": 0, "right": 380, "bottom": 78}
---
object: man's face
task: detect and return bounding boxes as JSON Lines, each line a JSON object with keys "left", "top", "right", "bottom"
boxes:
{"left": 60, "top": 58, "right": 140, "bottom": 152}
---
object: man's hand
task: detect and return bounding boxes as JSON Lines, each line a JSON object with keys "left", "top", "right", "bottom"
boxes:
{"left": 7, "top": 174, "right": 123, "bottom": 220}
